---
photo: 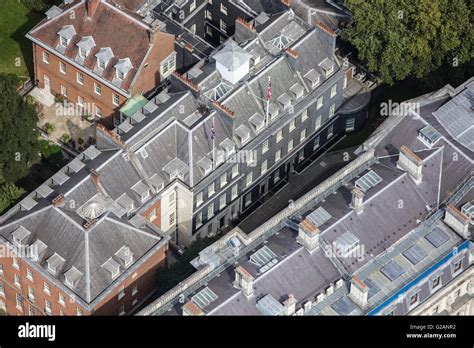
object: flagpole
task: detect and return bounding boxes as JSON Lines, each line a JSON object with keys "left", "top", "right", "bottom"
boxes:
{"left": 212, "top": 117, "right": 216, "bottom": 170}
{"left": 266, "top": 76, "right": 271, "bottom": 127}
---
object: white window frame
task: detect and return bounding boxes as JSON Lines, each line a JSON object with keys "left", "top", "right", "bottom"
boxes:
{"left": 59, "top": 61, "right": 67, "bottom": 74}
{"left": 219, "top": 194, "right": 227, "bottom": 210}
{"left": 77, "top": 71, "right": 84, "bottom": 85}
{"left": 329, "top": 104, "right": 335, "bottom": 118}
{"left": 208, "top": 182, "right": 216, "bottom": 197}
{"left": 43, "top": 51, "right": 50, "bottom": 64}
{"left": 330, "top": 84, "right": 337, "bottom": 98}
{"left": 261, "top": 160, "right": 268, "bottom": 174}
{"left": 207, "top": 203, "right": 215, "bottom": 219}
{"left": 220, "top": 3, "right": 227, "bottom": 15}
{"left": 288, "top": 139, "right": 294, "bottom": 152}
{"left": 262, "top": 139, "right": 269, "bottom": 154}
{"left": 246, "top": 173, "right": 253, "bottom": 187}
{"left": 94, "top": 82, "right": 102, "bottom": 95}
{"left": 113, "top": 94, "right": 120, "bottom": 106}
{"left": 316, "top": 96, "right": 323, "bottom": 110}
{"left": 196, "top": 192, "right": 204, "bottom": 207}
{"left": 276, "top": 129, "right": 283, "bottom": 143}
{"left": 275, "top": 149, "right": 281, "bottom": 162}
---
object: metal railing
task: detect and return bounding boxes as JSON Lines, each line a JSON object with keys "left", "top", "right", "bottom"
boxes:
{"left": 138, "top": 148, "right": 377, "bottom": 315}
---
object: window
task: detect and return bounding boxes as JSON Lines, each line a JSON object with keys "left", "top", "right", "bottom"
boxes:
{"left": 161, "top": 53, "right": 176, "bottom": 78}
{"left": 95, "top": 106, "right": 102, "bottom": 118}
{"left": 149, "top": 209, "right": 157, "bottom": 220}
{"left": 409, "top": 293, "right": 419, "bottom": 306}
{"left": 190, "top": 24, "right": 196, "bottom": 34}
{"left": 94, "top": 83, "right": 101, "bottom": 95}
{"left": 208, "top": 183, "right": 216, "bottom": 197}
{"left": 60, "top": 85, "right": 67, "bottom": 98}
{"left": 16, "top": 294, "right": 23, "bottom": 311}
{"left": 0, "top": 264, "right": 3, "bottom": 275}
{"left": 346, "top": 117, "right": 355, "bottom": 132}
{"left": 59, "top": 61, "right": 67, "bottom": 74}
{"left": 190, "top": 0, "right": 196, "bottom": 11}
{"left": 219, "top": 174, "right": 227, "bottom": 188}
{"left": 431, "top": 276, "right": 441, "bottom": 291}
{"left": 219, "top": 194, "right": 227, "bottom": 210}
{"left": 231, "top": 185, "right": 238, "bottom": 200}
{"left": 316, "top": 96, "right": 323, "bottom": 110}
{"left": 14, "top": 274, "right": 21, "bottom": 288}
{"left": 313, "top": 136, "right": 320, "bottom": 150}
{"left": 77, "top": 72, "right": 84, "bottom": 85}
{"left": 44, "top": 282, "right": 50, "bottom": 295}
{"left": 79, "top": 48, "right": 87, "bottom": 59}
{"left": 118, "top": 286, "right": 125, "bottom": 300}
{"left": 28, "top": 287, "right": 35, "bottom": 302}
{"left": 244, "top": 193, "right": 252, "bottom": 207}
{"left": 169, "top": 192, "right": 175, "bottom": 204}
{"left": 12, "top": 257, "right": 19, "bottom": 269}
{"left": 116, "top": 70, "right": 125, "bottom": 80}
{"left": 343, "top": 76, "right": 348, "bottom": 89}
{"left": 329, "top": 104, "right": 335, "bottom": 118}
{"left": 327, "top": 124, "right": 334, "bottom": 138}
{"left": 0, "top": 282, "right": 4, "bottom": 297}
{"left": 232, "top": 165, "right": 239, "bottom": 179}
{"left": 301, "top": 109, "right": 308, "bottom": 122}
{"left": 220, "top": 19, "right": 227, "bottom": 33}
{"left": 315, "top": 115, "right": 322, "bottom": 130}
{"left": 261, "top": 160, "right": 268, "bottom": 174}
{"left": 60, "top": 36, "right": 68, "bottom": 47}
{"left": 220, "top": 3, "right": 227, "bottom": 15}
{"left": 132, "top": 285, "right": 138, "bottom": 296}
{"left": 300, "top": 128, "right": 307, "bottom": 142}
{"left": 288, "top": 139, "right": 294, "bottom": 152}
{"left": 207, "top": 203, "right": 215, "bottom": 219}
{"left": 59, "top": 294, "right": 65, "bottom": 306}
{"left": 246, "top": 173, "right": 253, "bottom": 187}
{"left": 169, "top": 212, "right": 175, "bottom": 226}
{"left": 289, "top": 120, "right": 296, "bottom": 132}
{"left": 453, "top": 260, "right": 462, "bottom": 274}
{"left": 196, "top": 192, "right": 203, "bottom": 207}
{"left": 276, "top": 129, "right": 283, "bottom": 143}
{"left": 26, "top": 268, "right": 33, "bottom": 281}
{"left": 205, "top": 9, "right": 212, "bottom": 20}
{"left": 98, "top": 59, "right": 106, "bottom": 69}
{"left": 330, "top": 84, "right": 337, "bottom": 98}
{"left": 275, "top": 149, "right": 282, "bottom": 162}
{"left": 113, "top": 94, "right": 120, "bottom": 106}
{"left": 262, "top": 139, "right": 269, "bottom": 154}
{"left": 206, "top": 25, "right": 213, "bottom": 36}
{"left": 76, "top": 307, "right": 83, "bottom": 316}
{"left": 43, "top": 51, "right": 49, "bottom": 64}
{"left": 196, "top": 212, "right": 203, "bottom": 227}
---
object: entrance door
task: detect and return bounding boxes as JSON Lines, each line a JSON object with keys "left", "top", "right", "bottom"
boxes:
{"left": 44, "top": 75, "right": 51, "bottom": 93}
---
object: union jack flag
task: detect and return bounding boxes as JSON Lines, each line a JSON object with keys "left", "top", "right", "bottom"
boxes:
{"left": 267, "top": 77, "right": 272, "bottom": 101}
{"left": 210, "top": 119, "right": 216, "bottom": 141}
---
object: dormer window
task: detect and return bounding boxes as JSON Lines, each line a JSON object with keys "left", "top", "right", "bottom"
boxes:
{"left": 76, "top": 36, "right": 95, "bottom": 60}
{"left": 114, "top": 58, "right": 133, "bottom": 82}
{"left": 79, "top": 48, "right": 87, "bottom": 58}
{"left": 60, "top": 36, "right": 68, "bottom": 47}
{"left": 115, "top": 246, "right": 133, "bottom": 268}
{"left": 98, "top": 59, "right": 106, "bottom": 69}
{"left": 46, "top": 253, "right": 65, "bottom": 275}
{"left": 102, "top": 257, "right": 120, "bottom": 279}
{"left": 117, "top": 70, "right": 125, "bottom": 80}
{"left": 319, "top": 58, "right": 335, "bottom": 77}
{"left": 57, "top": 25, "right": 76, "bottom": 49}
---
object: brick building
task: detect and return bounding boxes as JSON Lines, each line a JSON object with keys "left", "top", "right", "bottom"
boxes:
{"left": 0, "top": 158, "right": 170, "bottom": 316}
{"left": 27, "top": 0, "right": 176, "bottom": 127}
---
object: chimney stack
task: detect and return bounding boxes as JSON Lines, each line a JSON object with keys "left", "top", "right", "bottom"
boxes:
{"left": 182, "top": 300, "right": 204, "bottom": 316}
{"left": 444, "top": 204, "right": 470, "bottom": 238}
{"left": 90, "top": 169, "right": 102, "bottom": 192}
{"left": 283, "top": 294, "right": 296, "bottom": 315}
{"left": 235, "top": 17, "right": 257, "bottom": 43}
{"left": 297, "top": 218, "right": 320, "bottom": 252}
{"left": 348, "top": 276, "right": 369, "bottom": 309}
{"left": 234, "top": 265, "right": 254, "bottom": 298}
{"left": 52, "top": 194, "right": 65, "bottom": 207}
{"left": 397, "top": 146, "right": 423, "bottom": 185}
{"left": 86, "top": 0, "right": 100, "bottom": 18}
{"left": 351, "top": 187, "right": 365, "bottom": 214}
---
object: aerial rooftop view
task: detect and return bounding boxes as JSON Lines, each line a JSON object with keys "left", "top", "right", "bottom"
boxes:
{"left": 0, "top": 0, "right": 472, "bottom": 346}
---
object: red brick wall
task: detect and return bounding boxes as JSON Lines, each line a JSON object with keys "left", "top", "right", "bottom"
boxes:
{"left": 33, "top": 43, "right": 127, "bottom": 127}
{"left": 131, "top": 31, "right": 175, "bottom": 96}
{"left": 0, "top": 242, "right": 168, "bottom": 316}
{"left": 143, "top": 199, "right": 161, "bottom": 229}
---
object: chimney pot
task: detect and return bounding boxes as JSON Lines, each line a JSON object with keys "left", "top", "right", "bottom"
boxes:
{"left": 348, "top": 276, "right": 369, "bottom": 308}
{"left": 52, "top": 194, "right": 65, "bottom": 207}
{"left": 351, "top": 187, "right": 365, "bottom": 214}
{"left": 397, "top": 146, "right": 423, "bottom": 185}
{"left": 283, "top": 294, "right": 296, "bottom": 315}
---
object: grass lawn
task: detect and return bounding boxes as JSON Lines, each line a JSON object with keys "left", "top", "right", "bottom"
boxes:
{"left": 0, "top": 0, "right": 45, "bottom": 80}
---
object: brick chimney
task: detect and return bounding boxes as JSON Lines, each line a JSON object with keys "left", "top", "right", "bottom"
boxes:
{"left": 397, "top": 146, "right": 423, "bottom": 185}
{"left": 348, "top": 276, "right": 369, "bottom": 308}
{"left": 90, "top": 169, "right": 101, "bottom": 192}
{"left": 297, "top": 218, "right": 320, "bottom": 252}
{"left": 315, "top": 22, "right": 336, "bottom": 54}
{"left": 283, "top": 294, "right": 296, "bottom": 315}
{"left": 351, "top": 187, "right": 365, "bottom": 214}
{"left": 52, "top": 194, "right": 65, "bottom": 207}
{"left": 86, "top": 0, "right": 100, "bottom": 18}
{"left": 182, "top": 300, "right": 204, "bottom": 316}
{"left": 234, "top": 265, "right": 254, "bottom": 298}
{"left": 235, "top": 17, "right": 257, "bottom": 43}
{"left": 444, "top": 204, "right": 470, "bottom": 238}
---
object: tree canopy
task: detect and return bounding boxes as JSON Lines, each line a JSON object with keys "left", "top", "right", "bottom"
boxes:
{"left": 343, "top": 0, "right": 473, "bottom": 84}
{"left": 0, "top": 73, "right": 40, "bottom": 183}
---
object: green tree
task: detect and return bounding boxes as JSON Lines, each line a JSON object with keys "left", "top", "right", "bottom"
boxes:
{"left": 0, "top": 73, "right": 40, "bottom": 183}
{"left": 343, "top": 0, "right": 473, "bottom": 85}
{"left": 0, "top": 183, "right": 26, "bottom": 214}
